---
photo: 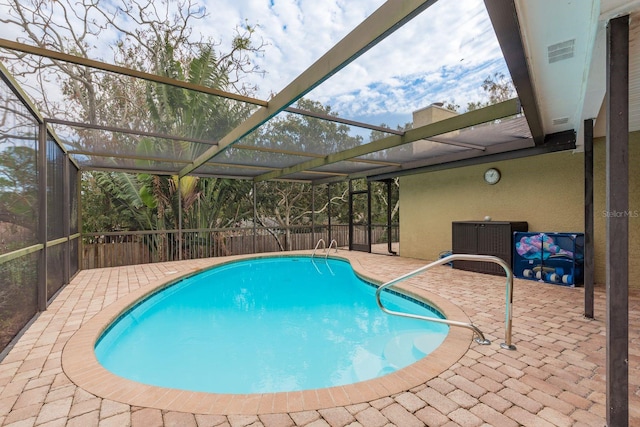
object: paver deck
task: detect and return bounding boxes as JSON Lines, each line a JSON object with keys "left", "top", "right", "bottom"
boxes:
{"left": 0, "top": 250, "right": 638, "bottom": 426}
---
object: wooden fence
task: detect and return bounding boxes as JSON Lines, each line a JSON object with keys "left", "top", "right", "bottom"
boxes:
{"left": 82, "top": 224, "right": 398, "bottom": 269}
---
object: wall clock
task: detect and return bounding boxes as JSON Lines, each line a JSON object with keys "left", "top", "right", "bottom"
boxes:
{"left": 484, "top": 167, "right": 501, "bottom": 185}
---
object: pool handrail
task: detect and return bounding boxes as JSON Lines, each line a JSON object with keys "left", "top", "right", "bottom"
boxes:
{"left": 325, "top": 239, "right": 338, "bottom": 259}
{"left": 311, "top": 239, "right": 326, "bottom": 259}
{"left": 375, "top": 253, "right": 516, "bottom": 350}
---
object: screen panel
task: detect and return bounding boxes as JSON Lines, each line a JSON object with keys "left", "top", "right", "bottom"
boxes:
{"left": 0, "top": 78, "right": 39, "bottom": 255}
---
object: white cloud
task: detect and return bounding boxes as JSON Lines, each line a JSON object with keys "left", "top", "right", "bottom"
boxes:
{"left": 196, "top": 0, "right": 510, "bottom": 127}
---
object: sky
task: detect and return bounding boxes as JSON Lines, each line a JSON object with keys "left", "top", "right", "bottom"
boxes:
{"left": 191, "top": 0, "right": 509, "bottom": 128}
{"left": 0, "top": 0, "right": 510, "bottom": 133}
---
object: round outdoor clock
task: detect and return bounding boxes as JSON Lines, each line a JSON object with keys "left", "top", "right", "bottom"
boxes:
{"left": 484, "top": 167, "right": 501, "bottom": 185}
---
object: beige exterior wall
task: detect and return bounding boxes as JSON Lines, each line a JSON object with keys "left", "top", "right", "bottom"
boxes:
{"left": 399, "top": 132, "right": 640, "bottom": 289}
{"left": 592, "top": 133, "right": 640, "bottom": 288}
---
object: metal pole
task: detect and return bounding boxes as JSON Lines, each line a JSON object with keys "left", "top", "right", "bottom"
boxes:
{"left": 327, "top": 183, "right": 332, "bottom": 244}
{"left": 63, "top": 152, "right": 70, "bottom": 284}
{"left": 583, "top": 119, "right": 594, "bottom": 318}
{"left": 311, "top": 183, "right": 315, "bottom": 247}
{"left": 605, "top": 14, "right": 629, "bottom": 427}
{"left": 386, "top": 179, "right": 397, "bottom": 255}
{"left": 37, "top": 124, "right": 47, "bottom": 310}
{"left": 77, "top": 168, "right": 83, "bottom": 272}
{"left": 367, "top": 181, "right": 372, "bottom": 253}
{"left": 178, "top": 176, "right": 182, "bottom": 261}
{"left": 348, "top": 180, "right": 353, "bottom": 251}
{"left": 253, "top": 181, "right": 257, "bottom": 253}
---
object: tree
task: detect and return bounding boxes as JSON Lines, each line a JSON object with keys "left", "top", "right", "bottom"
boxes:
{"left": 0, "top": 145, "right": 38, "bottom": 243}
{"left": 0, "top": 96, "right": 39, "bottom": 252}
{"left": 251, "top": 98, "right": 363, "bottom": 154}
{"left": 444, "top": 71, "right": 515, "bottom": 113}
{"left": 247, "top": 98, "right": 363, "bottom": 250}
{"left": 0, "top": 0, "right": 265, "bottom": 125}
{"left": 444, "top": 101, "right": 460, "bottom": 112}
{"left": 81, "top": 39, "right": 258, "bottom": 232}
{"left": 466, "top": 72, "right": 515, "bottom": 111}
{"left": 0, "top": 0, "right": 266, "bottom": 243}
{"left": 368, "top": 122, "right": 412, "bottom": 143}
{"left": 187, "top": 178, "right": 253, "bottom": 230}
{"left": 132, "top": 39, "right": 257, "bottom": 235}
{"left": 77, "top": 32, "right": 263, "bottom": 262}
{"left": 81, "top": 172, "right": 155, "bottom": 233}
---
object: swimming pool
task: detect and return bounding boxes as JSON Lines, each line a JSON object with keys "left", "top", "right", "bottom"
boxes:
{"left": 94, "top": 256, "right": 448, "bottom": 394}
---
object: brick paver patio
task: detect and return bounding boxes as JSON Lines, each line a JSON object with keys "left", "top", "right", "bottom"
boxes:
{"left": 0, "top": 251, "right": 638, "bottom": 426}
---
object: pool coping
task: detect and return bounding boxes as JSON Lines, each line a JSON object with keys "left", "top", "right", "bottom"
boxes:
{"left": 61, "top": 253, "right": 474, "bottom": 415}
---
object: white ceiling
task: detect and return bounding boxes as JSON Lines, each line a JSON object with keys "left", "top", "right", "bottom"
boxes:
{"left": 515, "top": 0, "right": 640, "bottom": 145}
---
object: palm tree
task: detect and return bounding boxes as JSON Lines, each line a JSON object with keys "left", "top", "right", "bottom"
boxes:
{"left": 83, "top": 37, "right": 257, "bottom": 259}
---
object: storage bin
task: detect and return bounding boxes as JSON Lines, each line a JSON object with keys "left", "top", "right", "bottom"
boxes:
{"left": 452, "top": 221, "right": 528, "bottom": 276}
{"left": 513, "top": 232, "right": 584, "bottom": 286}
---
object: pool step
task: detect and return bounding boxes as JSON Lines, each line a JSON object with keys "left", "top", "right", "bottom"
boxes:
{"left": 351, "top": 347, "right": 387, "bottom": 382}
{"left": 383, "top": 332, "right": 433, "bottom": 369}
{"left": 351, "top": 332, "right": 440, "bottom": 382}
{"left": 413, "top": 334, "right": 442, "bottom": 356}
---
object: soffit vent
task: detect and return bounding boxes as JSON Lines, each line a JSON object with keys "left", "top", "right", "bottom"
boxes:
{"left": 548, "top": 39, "right": 575, "bottom": 64}
{"left": 552, "top": 117, "right": 570, "bottom": 126}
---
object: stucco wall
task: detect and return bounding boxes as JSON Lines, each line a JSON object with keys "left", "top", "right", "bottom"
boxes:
{"left": 592, "top": 133, "right": 640, "bottom": 288}
{"left": 399, "top": 133, "right": 639, "bottom": 289}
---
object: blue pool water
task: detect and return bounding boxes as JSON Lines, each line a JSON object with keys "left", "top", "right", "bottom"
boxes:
{"left": 95, "top": 256, "right": 448, "bottom": 394}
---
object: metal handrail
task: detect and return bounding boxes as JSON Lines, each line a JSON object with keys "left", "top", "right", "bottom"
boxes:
{"left": 375, "top": 253, "right": 516, "bottom": 350}
{"left": 325, "top": 239, "right": 338, "bottom": 259}
{"left": 311, "top": 239, "right": 326, "bottom": 259}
